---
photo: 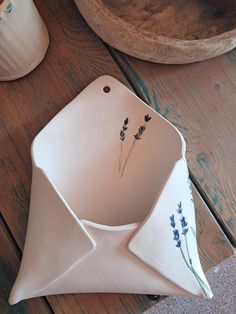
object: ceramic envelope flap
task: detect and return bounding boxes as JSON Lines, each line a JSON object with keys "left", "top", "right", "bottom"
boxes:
{"left": 9, "top": 75, "right": 212, "bottom": 305}
{"left": 128, "top": 158, "right": 212, "bottom": 298}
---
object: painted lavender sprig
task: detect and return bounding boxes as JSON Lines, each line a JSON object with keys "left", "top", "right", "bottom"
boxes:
{"left": 170, "top": 202, "right": 211, "bottom": 298}
{"left": 120, "top": 114, "right": 152, "bottom": 177}
{"left": 119, "top": 117, "right": 129, "bottom": 172}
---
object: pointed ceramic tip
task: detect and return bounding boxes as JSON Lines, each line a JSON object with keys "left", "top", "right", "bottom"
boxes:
{"left": 197, "top": 280, "right": 213, "bottom": 299}
{"left": 8, "top": 286, "right": 25, "bottom": 305}
{"left": 206, "top": 287, "right": 214, "bottom": 299}
{"left": 8, "top": 294, "right": 21, "bottom": 305}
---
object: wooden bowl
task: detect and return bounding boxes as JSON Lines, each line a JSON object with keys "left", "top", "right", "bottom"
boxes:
{"left": 74, "top": 0, "right": 236, "bottom": 64}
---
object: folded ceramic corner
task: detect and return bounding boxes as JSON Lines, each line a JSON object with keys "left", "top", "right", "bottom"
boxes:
{"left": 9, "top": 75, "right": 212, "bottom": 305}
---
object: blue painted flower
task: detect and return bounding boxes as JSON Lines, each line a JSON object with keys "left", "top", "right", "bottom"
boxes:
{"left": 177, "top": 201, "right": 182, "bottom": 214}
{"left": 180, "top": 216, "right": 188, "bottom": 228}
{"left": 144, "top": 114, "right": 152, "bottom": 122}
{"left": 170, "top": 202, "right": 190, "bottom": 247}
{"left": 182, "top": 228, "right": 188, "bottom": 235}
{"left": 170, "top": 214, "right": 175, "bottom": 228}
{"left": 176, "top": 240, "right": 181, "bottom": 248}
{"left": 173, "top": 229, "right": 180, "bottom": 241}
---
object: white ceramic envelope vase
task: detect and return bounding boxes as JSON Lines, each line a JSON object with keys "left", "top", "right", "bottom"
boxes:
{"left": 9, "top": 76, "right": 212, "bottom": 305}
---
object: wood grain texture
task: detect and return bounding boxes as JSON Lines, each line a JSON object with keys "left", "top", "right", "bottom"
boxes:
{"left": 111, "top": 48, "right": 236, "bottom": 246}
{"left": 47, "top": 293, "right": 157, "bottom": 314}
{"left": 104, "top": 0, "right": 236, "bottom": 39}
{"left": 0, "top": 0, "right": 233, "bottom": 312}
{"left": 0, "top": 218, "right": 52, "bottom": 314}
{"left": 192, "top": 186, "right": 233, "bottom": 272}
{"left": 74, "top": 0, "right": 236, "bottom": 64}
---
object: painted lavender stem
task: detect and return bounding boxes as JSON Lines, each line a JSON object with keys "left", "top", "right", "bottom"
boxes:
{"left": 170, "top": 202, "right": 211, "bottom": 298}
{"left": 120, "top": 114, "right": 152, "bottom": 177}
{"left": 120, "top": 138, "right": 136, "bottom": 178}
{"left": 119, "top": 117, "right": 129, "bottom": 172}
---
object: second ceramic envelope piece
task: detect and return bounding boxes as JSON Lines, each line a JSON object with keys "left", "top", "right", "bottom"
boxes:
{"left": 9, "top": 76, "right": 212, "bottom": 304}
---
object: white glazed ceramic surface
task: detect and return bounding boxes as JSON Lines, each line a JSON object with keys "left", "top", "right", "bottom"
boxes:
{"left": 0, "top": 0, "right": 49, "bottom": 81}
{"left": 9, "top": 76, "right": 212, "bottom": 305}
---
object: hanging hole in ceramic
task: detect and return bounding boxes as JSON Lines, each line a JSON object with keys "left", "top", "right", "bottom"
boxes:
{"left": 103, "top": 85, "right": 111, "bottom": 93}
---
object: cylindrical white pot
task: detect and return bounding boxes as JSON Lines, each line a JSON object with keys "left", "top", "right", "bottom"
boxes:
{"left": 0, "top": 0, "right": 49, "bottom": 81}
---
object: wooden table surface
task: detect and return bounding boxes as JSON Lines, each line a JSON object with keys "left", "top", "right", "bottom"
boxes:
{"left": 0, "top": 1, "right": 234, "bottom": 313}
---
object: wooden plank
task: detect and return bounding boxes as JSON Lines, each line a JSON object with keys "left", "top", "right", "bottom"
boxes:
{"left": 111, "top": 49, "right": 236, "bottom": 246}
{"left": 47, "top": 293, "right": 155, "bottom": 314}
{"left": 0, "top": 217, "right": 52, "bottom": 314}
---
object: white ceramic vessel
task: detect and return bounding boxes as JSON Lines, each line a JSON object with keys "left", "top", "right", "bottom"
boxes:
{"left": 0, "top": 0, "right": 49, "bottom": 81}
{"left": 9, "top": 76, "right": 212, "bottom": 304}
